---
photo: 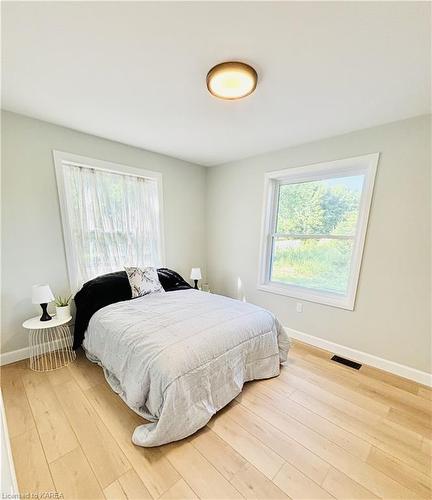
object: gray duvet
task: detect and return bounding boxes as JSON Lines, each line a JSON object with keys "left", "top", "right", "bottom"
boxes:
{"left": 83, "top": 289, "right": 290, "bottom": 447}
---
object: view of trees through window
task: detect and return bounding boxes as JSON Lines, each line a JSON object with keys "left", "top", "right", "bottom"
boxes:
{"left": 270, "top": 175, "right": 365, "bottom": 294}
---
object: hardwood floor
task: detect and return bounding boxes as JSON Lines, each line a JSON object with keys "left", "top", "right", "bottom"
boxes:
{"left": 1, "top": 341, "right": 431, "bottom": 499}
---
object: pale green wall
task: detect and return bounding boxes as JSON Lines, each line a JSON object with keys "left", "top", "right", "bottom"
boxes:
{"left": 206, "top": 115, "right": 431, "bottom": 373}
{"left": 1, "top": 111, "right": 207, "bottom": 354}
{"left": 2, "top": 111, "right": 430, "bottom": 373}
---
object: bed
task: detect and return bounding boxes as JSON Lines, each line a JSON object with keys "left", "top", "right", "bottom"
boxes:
{"left": 75, "top": 270, "right": 290, "bottom": 447}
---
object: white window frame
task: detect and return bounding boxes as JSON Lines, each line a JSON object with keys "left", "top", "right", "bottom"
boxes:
{"left": 53, "top": 150, "right": 165, "bottom": 291}
{"left": 258, "top": 153, "right": 379, "bottom": 310}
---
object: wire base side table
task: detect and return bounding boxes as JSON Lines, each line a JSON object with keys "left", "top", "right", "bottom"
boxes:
{"left": 23, "top": 315, "right": 76, "bottom": 372}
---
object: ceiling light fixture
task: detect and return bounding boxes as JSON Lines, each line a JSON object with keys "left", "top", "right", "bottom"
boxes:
{"left": 206, "top": 61, "right": 258, "bottom": 100}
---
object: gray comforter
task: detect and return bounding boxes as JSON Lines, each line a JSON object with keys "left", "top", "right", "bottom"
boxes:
{"left": 83, "top": 289, "right": 290, "bottom": 446}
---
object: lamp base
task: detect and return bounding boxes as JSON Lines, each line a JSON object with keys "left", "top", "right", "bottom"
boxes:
{"left": 39, "top": 303, "right": 52, "bottom": 322}
{"left": 193, "top": 280, "right": 199, "bottom": 290}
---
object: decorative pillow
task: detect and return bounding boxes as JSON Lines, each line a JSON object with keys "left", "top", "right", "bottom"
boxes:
{"left": 124, "top": 266, "right": 165, "bottom": 298}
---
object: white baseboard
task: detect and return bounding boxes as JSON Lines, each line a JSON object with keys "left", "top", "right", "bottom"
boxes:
{"left": 0, "top": 346, "right": 31, "bottom": 366}
{"left": 1, "top": 338, "right": 66, "bottom": 367}
{"left": 285, "top": 327, "right": 432, "bottom": 387}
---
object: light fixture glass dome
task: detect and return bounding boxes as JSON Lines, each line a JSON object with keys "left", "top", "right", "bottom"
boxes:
{"left": 206, "top": 62, "right": 258, "bottom": 100}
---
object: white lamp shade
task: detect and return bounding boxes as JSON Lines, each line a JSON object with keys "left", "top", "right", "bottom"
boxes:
{"left": 32, "top": 284, "right": 54, "bottom": 304}
{"left": 190, "top": 268, "right": 202, "bottom": 280}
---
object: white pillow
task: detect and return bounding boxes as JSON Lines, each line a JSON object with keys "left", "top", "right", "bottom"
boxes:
{"left": 124, "top": 266, "right": 165, "bottom": 298}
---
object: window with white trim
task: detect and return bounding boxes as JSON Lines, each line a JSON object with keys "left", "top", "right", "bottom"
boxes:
{"left": 54, "top": 151, "right": 164, "bottom": 291}
{"left": 258, "top": 154, "right": 379, "bottom": 310}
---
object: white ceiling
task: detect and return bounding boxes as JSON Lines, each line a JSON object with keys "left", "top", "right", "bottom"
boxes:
{"left": 2, "top": 1, "right": 431, "bottom": 166}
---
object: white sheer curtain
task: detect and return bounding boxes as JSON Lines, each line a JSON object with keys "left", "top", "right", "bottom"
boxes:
{"left": 62, "top": 164, "right": 162, "bottom": 289}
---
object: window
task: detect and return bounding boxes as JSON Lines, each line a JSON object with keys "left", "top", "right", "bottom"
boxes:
{"left": 54, "top": 151, "right": 164, "bottom": 290}
{"left": 258, "top": 154, "right": 379, "bottom": 309}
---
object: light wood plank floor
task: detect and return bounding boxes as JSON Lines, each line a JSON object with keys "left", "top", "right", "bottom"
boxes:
{"left": 1, "top": 341, "right": 431, "bottom": 499}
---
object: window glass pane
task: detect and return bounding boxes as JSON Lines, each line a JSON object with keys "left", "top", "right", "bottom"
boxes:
{"left": 276, "top": 175, "right": 364, "bottom": 236}
{"left": 270, "top": 237, "right": 354, "bottom": 294}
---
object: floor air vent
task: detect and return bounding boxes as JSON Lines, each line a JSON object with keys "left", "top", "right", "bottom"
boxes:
{"left": 331, "top": 355, "right": 362, "bottom": 370}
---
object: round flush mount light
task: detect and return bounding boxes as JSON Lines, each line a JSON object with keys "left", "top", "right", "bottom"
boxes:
{"left": 206, "top": 61, "right": 258, "bottom": 100}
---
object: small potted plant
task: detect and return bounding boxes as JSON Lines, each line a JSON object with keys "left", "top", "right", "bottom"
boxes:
{"left": 54, "top": 295, "right": 72, "bottom": 320}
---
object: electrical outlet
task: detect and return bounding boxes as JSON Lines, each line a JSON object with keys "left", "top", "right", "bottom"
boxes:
{"left": 296, "top": 302, "right": 303, "bottom": 313}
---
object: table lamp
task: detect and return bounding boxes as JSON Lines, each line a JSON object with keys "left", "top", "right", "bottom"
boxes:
{"left": 32, "top": 284, "right": 54, "bottom": 321}
{"left": 190, "top": 268, "right": 202, "bottom": 290}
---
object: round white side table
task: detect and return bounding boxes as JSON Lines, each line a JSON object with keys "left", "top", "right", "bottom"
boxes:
{"left": 22, "top": 315, "right": 76, "bottom": 372}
